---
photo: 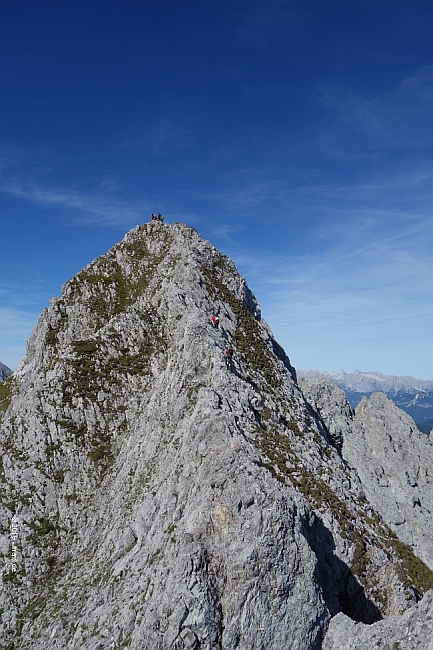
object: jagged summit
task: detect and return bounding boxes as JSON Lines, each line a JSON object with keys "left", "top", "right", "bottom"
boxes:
{"left": 1, "top": 222, "right": 433, "bottom": 649}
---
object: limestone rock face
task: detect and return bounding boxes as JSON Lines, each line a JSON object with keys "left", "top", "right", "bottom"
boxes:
{"left": 300, "top": 377, "right": 433, "bottom": 571}
{"left": 1, "top": 222, "right": 433, "bottom": 649}
{"left": 354, "top": 393, "right": 433, "bottom": 570}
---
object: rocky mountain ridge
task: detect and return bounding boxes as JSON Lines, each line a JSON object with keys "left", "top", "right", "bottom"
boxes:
{"left": 299, "top": 377, "right": 433, "bottom": 574}
{"left": 0, "top": 362, "right": 13, "bottom": 382}
{"left": 298, "top": 368, "right": 433, "bottom": 426}
{"left": 1, "top": 222, "right": 433, "bottom": 649}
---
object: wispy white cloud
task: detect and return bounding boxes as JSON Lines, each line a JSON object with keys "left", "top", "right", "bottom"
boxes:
{"left": 0, "top": 180, "right": 150, "bottom": 227}
{"left": 319, "top": 65, "right": 433, "bottom": 156}
{"left": 215, "top": 179, "right": 284, "bottom": 211}
{"left": 224, "top": 172, "right": 433, "bottom": 378}
{"left": 206, "top": 159, "right": 433, "bottom": 238}
{"left": 0, "top": 308, "right": 38, "bottom": 338}
{"left": 0, "top": 308, "right": 39, "bottom": 370}
{"left": 205, "top": 169, "right": 288, "bottom": 214}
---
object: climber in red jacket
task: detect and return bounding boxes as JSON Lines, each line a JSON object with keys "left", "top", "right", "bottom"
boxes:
{"left": 210, "top": 315, "right": 220, "bottom": 329}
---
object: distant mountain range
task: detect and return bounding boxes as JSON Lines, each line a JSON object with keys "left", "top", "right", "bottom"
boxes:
{"left": 298, "top": 369, "right": 433, "bottom": 433}
{"left": 0, "top": 361, "right": 13, "bottom": 382}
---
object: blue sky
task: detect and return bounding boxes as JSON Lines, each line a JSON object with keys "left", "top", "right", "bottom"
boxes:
{"left": 1, "top": 0, "right": 433, "bottom": 379}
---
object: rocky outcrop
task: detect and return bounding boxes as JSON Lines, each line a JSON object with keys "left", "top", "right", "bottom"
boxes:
{"left": 0, "top": 361, "right": 12, "bottom": 382}
{"left": 300, "top": 376, "right": 433, "bottom": 573}
{"left": 323, "top": 590, "right": 433, "bottom": 650}
{"left": 1, "top": 222, "right": 433, "bottom": 649}
{"left": 354, "top": 393, "right": 433, "bottom": 570}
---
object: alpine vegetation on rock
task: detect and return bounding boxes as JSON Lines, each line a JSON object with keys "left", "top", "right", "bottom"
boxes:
{"left": 1, "top": 222, "right": 433, "bottom": 649}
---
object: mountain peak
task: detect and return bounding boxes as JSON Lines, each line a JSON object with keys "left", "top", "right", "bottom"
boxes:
{"left": 2, "top": 222, "right": 433, "bottom": 649}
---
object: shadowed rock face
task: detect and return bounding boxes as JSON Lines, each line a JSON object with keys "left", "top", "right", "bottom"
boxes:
{"left": 323, "top": 591, "right": 433, "bottom": 650}
{"left": 1, "top": 223, "right": 433, "bottom": 649}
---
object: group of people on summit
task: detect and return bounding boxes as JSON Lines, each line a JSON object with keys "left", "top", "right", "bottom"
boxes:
{"left": 150, "top": 213, "right": 164, "bottom": 222}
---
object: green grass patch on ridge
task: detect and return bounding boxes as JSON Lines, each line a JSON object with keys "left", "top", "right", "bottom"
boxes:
{"left": 0, "top": 376, "right": 16, "bottom": 422}
{"left": 201, "top": 265, "right": 280, "bottom": 387}
{"left": 258, "top": 420, "right": 433, "bottom": 597}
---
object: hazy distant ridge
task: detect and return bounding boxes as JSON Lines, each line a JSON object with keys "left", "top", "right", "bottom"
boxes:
{"left": 0, "top": 362, "right": 13, "bottom": 382}
{"left": 299, "top": 369, "right": 433, "bottom": 392}
{"left": 298, "top": 369, "right": 433, "bottom": 425}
